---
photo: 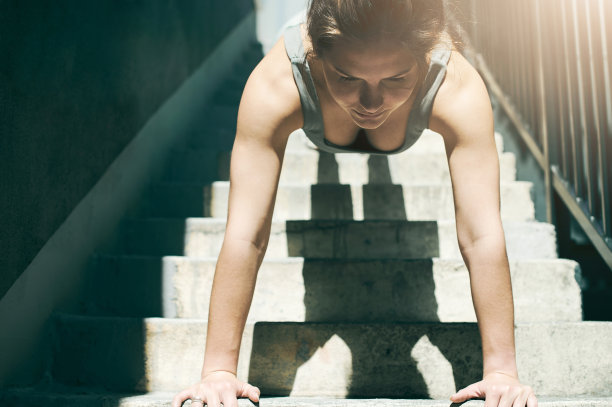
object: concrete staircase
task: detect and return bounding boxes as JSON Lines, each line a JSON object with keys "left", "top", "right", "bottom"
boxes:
{"left": 2, "top": 42, "right": 612, "bottom": 407}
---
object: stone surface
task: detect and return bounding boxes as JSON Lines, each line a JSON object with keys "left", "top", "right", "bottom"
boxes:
{"left": 51, "top": 316, "right": 612, "bottom": 397}
{"left": 119, "top": 218, "right": 558, "bottom": 260}
{"left": 213, "top": 151, "right": 517, "bottom": 185}
{"left": 2, "top": 388, "right": 612, "bottom": 407}
{"left": 90, "top": 256, "right": 582, "bottom": 323}
{"left": 7, "top": 29, "right": 600, "bottom": 406}
{"left": 205, "top": 181, "right": 534, "bottom": 221}
{"left": 285, "top": 129, "right": 505, "bottom": 156}
{"left": 144, "top": 181, "right": 535, "bottom": 221}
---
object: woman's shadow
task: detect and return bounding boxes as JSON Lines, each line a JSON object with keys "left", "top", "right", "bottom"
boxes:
{"left": 248, "top": 150, "right": 482, "bottom": 398}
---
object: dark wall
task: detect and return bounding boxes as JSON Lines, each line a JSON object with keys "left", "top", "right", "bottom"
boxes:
{"left": 0, "top": 0, "right": 253, "bottom": 299}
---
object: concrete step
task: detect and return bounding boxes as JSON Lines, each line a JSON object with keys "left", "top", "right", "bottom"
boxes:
{"left": 200, "top": 181, "right": 534, "bottom": 221}
{"left": 286, "top": 129, "right": 505, "bottom": 155}
{"left": 212, "top": 85, "right": 244, "bottom": 106}
{"left": 51, "top": 315, "right": 612, "bottom": 397}
{"left": 274, "top": 150, "right": 515, "bottom": 185}
{"left": 179, "top": 128, "right": 236, "bottom": 151}
{"left": 2, "top": 389, "right": 611, "bottom": 407}
{"left": 117, "top": 218, "right": 557, "bottom": 260}
{"left": 143, "top": 181, "right": 534, "bottom": 221}
{"left": 170, "top": 129, "right": 515, "bottom": 186}
{"left": 204, "top": 150, "right": 517, "bottom": 186}
{"left": 160, "top": 149, "right": 223, "bottom": 184}
{"left": 89, "top": 255, "right": 581, "bottom": 323}
{"left": 167, "top": 132, "right": 516, "bottom": 184}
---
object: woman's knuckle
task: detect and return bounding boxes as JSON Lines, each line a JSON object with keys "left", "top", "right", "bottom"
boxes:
{"left": 223, "top": 391, "right": 238, "bottom": 400}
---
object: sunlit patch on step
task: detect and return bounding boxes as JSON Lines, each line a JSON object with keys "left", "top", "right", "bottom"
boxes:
{"left": 290, "top": 334, "right": 352, "bottom": 397}
{"left": 410, "top": 334, "right": 456, "bottom": 399}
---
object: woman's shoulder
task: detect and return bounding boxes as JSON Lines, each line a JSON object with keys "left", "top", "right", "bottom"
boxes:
{"left": 429, "top": 49, "right": 493, "bottom": 138}
{"left": 238, "top": 35, "right": 304, "bottom": 140}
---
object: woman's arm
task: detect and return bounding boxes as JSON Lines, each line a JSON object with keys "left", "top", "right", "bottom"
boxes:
{"left": 430, "top": 54, "right": 537, "bottom": 407}
{"left": 172, "top": 35, "right": 303, "bottom": 407}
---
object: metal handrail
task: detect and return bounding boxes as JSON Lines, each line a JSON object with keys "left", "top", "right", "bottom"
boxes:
{"left": 458, "top": 0, "right": 612, "bottom": 269}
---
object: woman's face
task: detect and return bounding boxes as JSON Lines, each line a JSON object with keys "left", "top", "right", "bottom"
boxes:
{"left": 320, "top": 37, "right": 421, "bottom": 130}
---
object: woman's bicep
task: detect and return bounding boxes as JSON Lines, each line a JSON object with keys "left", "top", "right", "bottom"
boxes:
{"left": 431, "top": 72, "right": 502, "bottom": 252}
{"left": 223, "top": 55, "right": 301, "bottom": 250}
{"left": 224, "top": 133, "right": 284, "bottom": 249}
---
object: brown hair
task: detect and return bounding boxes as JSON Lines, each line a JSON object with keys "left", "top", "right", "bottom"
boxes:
{"left": 306, "top": 0, "right": 462, "bottom": 77}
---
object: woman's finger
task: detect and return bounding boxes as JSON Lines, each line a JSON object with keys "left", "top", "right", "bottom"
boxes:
{"left": 172, "top": 389, "right": 195, "bottom": 407}
{"left": 238, "top": 383, "right": 261, "bottom": 402}
{"left": 512, "top": 388, "right": 531, "bottom": 407}
{"left": 204, "top": 393, "right": 221, "bottom": 407}
{"left": 527, "top": 393, "right": 539, "bottom": 407}
{"left": 484, "top": 390, "right": 502, "bottom": 407}
{"left": 190, "top": 399, "right": 205, "bottom": 407}
{"left": 450, "top": 382, "right": 483, "bottom": 403}
{"left": 220, "top": 392, "right": 239, "bottom": 407}
{"left": 498, "top": 387, "right": 521, "bottom": 407}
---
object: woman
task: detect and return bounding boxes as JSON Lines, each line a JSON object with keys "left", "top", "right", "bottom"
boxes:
{"left": 173, "top": 1, "right": 537, "bottom": 406}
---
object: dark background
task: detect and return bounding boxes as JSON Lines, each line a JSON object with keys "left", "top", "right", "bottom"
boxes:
{"left": 0, "top": 0, "right": 253, "bottom": 299}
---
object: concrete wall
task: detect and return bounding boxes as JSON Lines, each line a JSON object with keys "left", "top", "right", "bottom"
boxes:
{"left": 0, "top": 0, "right": 252, "bottom": 300}
{"left": 0, "top": 0, "right": 255, "bottom": 386}
{"left": 255, "top": 0, "right": 308, "bottom": 53}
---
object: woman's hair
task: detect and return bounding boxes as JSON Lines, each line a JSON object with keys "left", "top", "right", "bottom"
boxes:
{"left": 306, "top": 0, "right": 463, "bottom": 75}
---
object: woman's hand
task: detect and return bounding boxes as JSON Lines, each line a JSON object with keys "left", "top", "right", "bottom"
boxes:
{"left": 171, "top": 371, "right": 260, "bottom": 407}
{"left": 450, "top": 371, "right": 537, "bottom": 407}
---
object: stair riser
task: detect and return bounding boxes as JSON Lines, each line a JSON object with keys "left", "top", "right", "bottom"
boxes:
{"left": 52, "top": 317, "right": 612, "bottom": 397}
{"left": 145, "top": 182, "right": 534, "bottom": 221}
{"left": 91, "top": 256, "right": 582, "bottom": 322}
{"left": 285, "top": 129, "right": 505, "bottom": 155}
{"left": 181, "top": 128, "right": 236, "bottom": 151}
{"left": 211, "top": 152, "right": 517, "bottom": 185}
{"left": 161, "top": 149, "right": 222, "bottom": 184}
{"left": 166, "top": 150, "right": 516, "bottom": 185}
{"left": 3, "top": 393, "right": 611, "bottom": 407}
{"left": 205, "top": 182, "right": 534, "bottom": 221}
{"left": 169, "top": 130, "right": 513, "bottom": 184}
{"left": 119, "top": 219, "right": 558, "bottom": 260}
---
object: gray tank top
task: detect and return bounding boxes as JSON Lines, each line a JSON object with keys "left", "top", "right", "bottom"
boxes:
{"left": 283, "top": 24, "right": 452, "bottom": 155}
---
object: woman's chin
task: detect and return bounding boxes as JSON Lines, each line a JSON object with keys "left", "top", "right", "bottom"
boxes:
{"left": 351, "top": 112, "right": 388, "bottom": 129}
{"left": 355, "top": 121, "right": 383, "bottom": 130}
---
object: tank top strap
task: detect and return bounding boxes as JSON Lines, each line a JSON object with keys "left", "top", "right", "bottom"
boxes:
{"left": 283, "top": 23, "right": 306, "bottom": 63}
{"left": 421, "top": 47, "right": 452, "bottom": 109}
{"left": 402, "top": 45, "right": 452, "bottom": 150}
{"left": 283, "top": 25, "right": 325, "bottom": 137}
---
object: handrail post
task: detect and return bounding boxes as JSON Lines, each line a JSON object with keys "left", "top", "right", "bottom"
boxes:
{"left": 461, "top": 0, "right": 612, "bottom": 270}
{"left": 533, "top": 0, "right": 553, "bottom": 224}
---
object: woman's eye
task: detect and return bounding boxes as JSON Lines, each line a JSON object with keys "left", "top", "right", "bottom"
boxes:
{"left": 338, "top": 75, "right": 357, "bottom": 82}
{"left": 384, "top": 76, "right": 415, "bottom": 88}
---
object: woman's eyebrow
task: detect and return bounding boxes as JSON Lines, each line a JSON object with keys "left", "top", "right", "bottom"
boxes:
{"left": 332, "top": 65, "right": 355, "bottom": 76}
{"left": 332, "top": 64, "right": 416, "bottom": 78}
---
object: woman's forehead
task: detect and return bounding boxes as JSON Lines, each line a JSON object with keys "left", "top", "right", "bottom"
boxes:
{"left": 323, "top": 37, "right": 418, "bottom": 76}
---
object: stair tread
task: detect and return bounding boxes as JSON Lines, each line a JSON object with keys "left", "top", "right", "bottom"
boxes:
{"left": 53, "top": 313, "right": 608, "bottom": 325}
{"left": 3, "top": 388, "right": 612, "bottom": 407}
{"left": 50, "top": 316, "right": 612, "bottom": 397}
{"left": 141, "top": 180, "right": 534, "bottom": 221}
{"left": 116, "top": 217, "right": 557, "bottom": 260}
{"left": 88, "top": 255, "right": 581, "bottom": 322}
{"left": 151, "top": 180, "right": 532, "bottom": 188}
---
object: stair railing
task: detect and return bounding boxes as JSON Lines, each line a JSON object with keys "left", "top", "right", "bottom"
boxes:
{"left": 457, "top": 0, "right": 612, "bottom": 269}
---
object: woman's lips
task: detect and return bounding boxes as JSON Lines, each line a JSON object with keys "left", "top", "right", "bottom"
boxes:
{"left": 354, "top": 109, "right": 385, "bottom": 119}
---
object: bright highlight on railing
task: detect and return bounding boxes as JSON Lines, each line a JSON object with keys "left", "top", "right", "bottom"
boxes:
{"left": 458, "top": 0, "right": 612, "bottom": 269}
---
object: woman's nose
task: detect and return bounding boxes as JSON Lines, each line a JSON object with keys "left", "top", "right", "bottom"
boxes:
{"left": 359, "top": 84, "right": 383, "bottom": 112}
